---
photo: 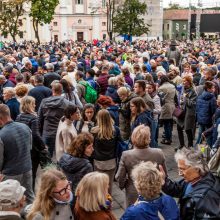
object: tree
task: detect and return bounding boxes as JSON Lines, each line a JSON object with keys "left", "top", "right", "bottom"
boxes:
{"left": 168, "top": 3, "right": 183, "bottom": 9}
{"left": 113, "top": 0, "right": 149, "bottom": 36}
{"left": 0, "top": 0, "right": 27, "bottom": 42}
{"left": 30, "top": 0, "right": 59, "bottom": 44}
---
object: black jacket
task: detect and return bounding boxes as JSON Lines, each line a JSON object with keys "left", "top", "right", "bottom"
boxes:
{"left": 43, "top": 72, "right": 61, "bottom": 88}
{"left": 162, "top": 172, "right": 220, "bottom": 220}
{"left": 16, "top": 113, "right": 45, "bottom": 152}
{"left": 59, "top": 153, "right": 93, "bottom": 193}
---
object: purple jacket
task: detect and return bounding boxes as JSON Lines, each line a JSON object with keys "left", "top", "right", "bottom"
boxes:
{"left": 124, "top": 74, "right": 134, "bottom": 88}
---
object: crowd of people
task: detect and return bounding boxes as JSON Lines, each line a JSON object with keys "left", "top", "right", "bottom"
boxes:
{"left": 0, "top": 38, "right": 220, "bottom": 220}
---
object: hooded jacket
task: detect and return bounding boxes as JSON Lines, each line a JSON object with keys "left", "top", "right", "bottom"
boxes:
{"left": 105, "top": 85, "right": 120, "bottom": 103}
{"left": 38, "top": 96, "right": 72, "bottom": 137}
{"left": 196, "top": 91, "right": 217, "bottom": 125}
{"left": 59, "top": 153, "right": 93, "bottom": 193}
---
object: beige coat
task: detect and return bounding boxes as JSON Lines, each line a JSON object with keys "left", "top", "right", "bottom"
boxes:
{"left": 115, "top": 147, "right": 167, "bottom": 208}
{"left": 55, "top": 118, "right": 77, "bottom": 161}
{"left": 158, "top": 82, "right": 176, "bottom": 119}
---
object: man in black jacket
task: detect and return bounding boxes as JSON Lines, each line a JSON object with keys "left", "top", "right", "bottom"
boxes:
{"left": 161, "top": 147, "right": 220, "bottom": 220}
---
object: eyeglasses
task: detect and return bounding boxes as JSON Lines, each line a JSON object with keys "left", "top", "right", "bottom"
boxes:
{"left": 178, "top": 166, "right": 191, "bottom": 175}
{"left": 53, "top": 181, "right": 72, "bottom": 196}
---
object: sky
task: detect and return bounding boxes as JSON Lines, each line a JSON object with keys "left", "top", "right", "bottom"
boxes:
{"left": 163, "top": 0, "right": 220, "bottom": 8}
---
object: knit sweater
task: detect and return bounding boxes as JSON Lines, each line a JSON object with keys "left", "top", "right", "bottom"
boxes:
{"left": 0, "top": 121, "right": 32, "bottom": 175}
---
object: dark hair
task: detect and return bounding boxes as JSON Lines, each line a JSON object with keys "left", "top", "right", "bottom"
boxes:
{"left": 142, "top": 65, "right": 147, "bottom": 72}
{"left": 160, "top": 75, "right": 170, "bottom": 85}
{"left": 76, "top": 70, "right": 84, "bottom": 79}
{"left": 169, "top": 59, "right": 175, "bottom": 65}
{"left": 191, "top": 64, "right": 197, "bottom": 73}
{"left": 130, "top": 97, "right": 147, "bottom": 115}
{"left": 135, "top": 80, "right": 146, "bottom": 91}
{"left": 82, "top": 103, "right": 96, "bottom": 122}
{"left": 86, "top": 69, "right": 95, "bottom": 78}
{"left": 15, "top": 73, "right": 24, "bottom": 83}
{"left": 67, "top": 132, "right": 94, "bottom": 157}
{"left": 146, "top": 82, "right": 156, "bottom": 93}
{"left": 60, "top": 78, "right": 74, "bottom": 101}
{"left": 204, "top": 81, "right": 215, "bottom": 91}
{"left": 63, "top": 105, "right": 78, "bottom": 120}
{"left": 143, "top": 57, "right": 148, "bottom": 63}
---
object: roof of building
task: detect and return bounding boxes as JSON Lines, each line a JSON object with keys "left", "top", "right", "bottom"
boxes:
{"left": 164, "top": 9, "right": 220, "bottom": 21}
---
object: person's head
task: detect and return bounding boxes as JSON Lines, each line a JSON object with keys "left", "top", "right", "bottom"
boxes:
{"left": 95, "top": 109, "right": 114, "bottom": 139}
{"left": 101, "top": 65, "right": 109, "bottom": 74}
{"left": 27, "top": 168, "right": 71, "bottom": 220}
{"left": 134, "top": 80, "right": 146, "bottom": 95}
{"left": 51, "top": 81, "right": 63, "bottom": 96}
{"left": 34, "top": 74, "right": 44, "bottom": 85}
{"left": 67, "top": 132, "right": 94, "bottom": 157}
{"left": 204, "top": 68, "right": 215, "bottom": 80}
{"left": 25, "top": 61, "right": 32, "bottom": 70}
{"left": 204, "top": 81, "right": 215, "bottom": 93}
{"left": 131, "top": 125, "right": 151, "bottom": 148}
{"left": 0, "top": 75, "right": 6, "bottom": 85}
{"left": 15, "top": 73, "right": 24, "bottom": 84}
{"left": 63, "top": 105, "right": 80, "bottom": 121}
{"left": 121, "top": 66, "right": 129, "bottom": 75}
{"left": 80, "top": 104, "right": 95, "bottom": 122}
{"left": 45, "top": 63, "right": 54, "bottom": 72}
{"left": 146, "top": 82, "right": 157, "bottom": 95}
{"left": 191, "top": 64, "right": 197, "bottom": 74}
{"left": 132, "top": 161, "right": 163, "bottom": 200}
{"left": 108, "top": 76, "right": 117, "bottom": 87}
{"left": 66, "top": 64, "right": 75, "bottom": 73}
{"left": 130, "top": 97, "right": 147, "bottom": 115}
{"left": 75, "top": 70, "right": 84, "bottom": 82}
{"left": 183, "top": 63, "right": 190, "bottom": 73}
{"left": 75, "top": 172, "right": 109, "bottom": 212}
{"left": 159, "top": 75, "right": 170, "bottom": 86}
{"left": 20, "top": 96, "right": 36, "bottom": 114}
{"left": 175, "top": 148, "right": 209, "bottom": 183}
{"left": 117, "top": 86, "right": 130, "bottom": 101}
{"left": 3, "top": 87, "right": 15, "bottom": 101}
{"left": 116, "top": 75, "right": 126, "bottom": 87}
{"left": 0, "top": 104, "right": 11, "bottom": 127}
{"left": 60, "top": 78, "right": 73, "bottom": 94}
{"left": 183, "top": 76, "right": 193, "bottom": 89}
{"left": 133, "top": 64, "right": 141, "bottom": 73}
{"left": 15, "top": 85, "right": 28, "bottom": 98}
{"left": 97, "top": 95, "right": 115, "bottom": 109}
{"left": 0, "top": 179, "right": 26, "bottom": 213}
{"left": 86, "top": 69, "right": 95, "bottom": 79}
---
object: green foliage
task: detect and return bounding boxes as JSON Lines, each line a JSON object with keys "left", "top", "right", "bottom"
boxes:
{"left": 113, "top": 0, "right": 150, "bottom": 36}
{"left": 168, "top": 3, "right": 183, "bottom": 9}
{"left": 0, "top": 0, "right": 27, "bottom": 41}
{"left": 30, "top": 0, "right": 59, "bottom": 43}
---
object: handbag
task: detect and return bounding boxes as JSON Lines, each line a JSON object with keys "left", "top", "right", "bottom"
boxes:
{"left": 173, "top": 107, "right": 185, "bottom": 119}
{"left": 208, "top": 147, "right": 220, "bottom": 177}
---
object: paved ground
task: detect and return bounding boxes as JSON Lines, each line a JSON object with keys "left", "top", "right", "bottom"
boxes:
{"left": 112, "top": 125, "right": 180, "bottom": 219}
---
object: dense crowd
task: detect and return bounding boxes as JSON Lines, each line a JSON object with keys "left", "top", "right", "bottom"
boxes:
{"left": 0, "top": 39, "right": 220, "bottom": 220}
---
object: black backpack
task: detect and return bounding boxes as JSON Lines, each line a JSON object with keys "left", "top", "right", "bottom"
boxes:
{"left": 193, "top": 177, "right": 220, "bottom": 219}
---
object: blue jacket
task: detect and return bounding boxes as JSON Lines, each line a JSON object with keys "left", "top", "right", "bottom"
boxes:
{"left": 6, "top": 98, "right": 20, "bottom": 121}
{"left": 107, "top": 105, "right": 119, "bottom": 126}
{"left": 105, "top": 85, "right": 120, "bottom": 103}
{"left": 120, "top": 195, "right": 179, "bottom": 220}
{"left": 196, "top": 91, "right": 217, "bottom": 125}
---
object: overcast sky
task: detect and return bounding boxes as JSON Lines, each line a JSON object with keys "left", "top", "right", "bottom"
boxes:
{"left": 163, "top": 0, "right": 220, "bottom": 8}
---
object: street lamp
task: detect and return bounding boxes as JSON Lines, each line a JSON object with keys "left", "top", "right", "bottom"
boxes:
{"left": 49, "top": 25, "right": 53, "bottom": 44}
{"left": 89, "top": 26, "right": 93, "bottom": 42}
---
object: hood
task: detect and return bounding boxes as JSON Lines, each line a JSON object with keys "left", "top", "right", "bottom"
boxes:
{"left": 59, "top": 153, "right": 90, "bottom": 173}
{"left": 107, "top": 105, "right": 119, "bottom": 112}
{"left": 106, "top": 85, "right": 117, "bottom": 94}
{"left": 44, "top": 96, "right": 67, "bottom": 108}
{"left": 200, "top": 91, "right": 215, "bottom": 100}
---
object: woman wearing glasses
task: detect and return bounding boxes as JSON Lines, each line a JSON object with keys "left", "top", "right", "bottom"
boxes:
{"left": 27, "top": 168, "right": 74, "bottom": 220}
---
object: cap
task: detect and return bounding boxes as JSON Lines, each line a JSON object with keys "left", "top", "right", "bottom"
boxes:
{"left": 0, "top": 180, "right": 26, "bottom": 208}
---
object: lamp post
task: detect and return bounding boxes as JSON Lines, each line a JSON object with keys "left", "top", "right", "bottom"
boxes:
{"left": 49, "top": 25, "right": 53, "bottom": 44}
{"left": 89, "top": 26, "right": 93, "bottom": 42}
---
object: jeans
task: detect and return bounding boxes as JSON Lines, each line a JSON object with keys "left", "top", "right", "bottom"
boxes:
{"left": 196, "top": 124, "right": 212, "bottom": 147}
{"left": 151, "top": 120, "right": 158, "bottom": 147}
{"left": 43, "top": 135, "right": 56, "bottom": 158}
{"left": 177, "top": 124, "right": 194, "bottom": 147}
{"left": 163, "top": 119, "right": 173, "bottom": 141}
{"left": 3, "top": 170, "right": 35, "bottom": 204}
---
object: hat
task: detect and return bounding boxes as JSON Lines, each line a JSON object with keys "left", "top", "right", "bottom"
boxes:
{"left": 0, "top": 180, "right": 26, "bottom": 208}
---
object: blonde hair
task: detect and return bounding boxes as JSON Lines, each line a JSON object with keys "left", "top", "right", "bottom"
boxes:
{"left": 20, "top": 96, "right": 35, "bottom": 114}
{"left": 3, "top": 87, "right": 15, "bottom": 97}
{"left": 132, "top": 161, "right": 163, "bottom": 200}
{"left": 93, "top": 109, "right": 114, "bottom": 139}
{"left": 117, "top": 86, "right": 130, "bottom": 97}
{"left": 131, "top": 125, "right": 151, "bottom": 148}
{"left": 75, "top": 172, "right": 109, "bottom": 212}
{"left": 27, "top": 167, "right": 67, "bottom": 220}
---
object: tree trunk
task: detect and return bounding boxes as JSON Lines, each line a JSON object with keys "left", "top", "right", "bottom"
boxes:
{"left": 33, "top": 19, "right": 40, "bottom": 44}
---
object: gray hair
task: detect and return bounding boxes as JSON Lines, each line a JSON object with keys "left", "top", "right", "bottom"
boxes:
{"left": 108, "top": 77, "right": 117, "bottom": 86}
{"left": 45, "top": 63, "right": 54, "bottom": 71}
{"left": 3, "top": 87, "right": 16, "bottom": 97}
{"left": 175, "top": 147, "right": 209, "bottom": 176}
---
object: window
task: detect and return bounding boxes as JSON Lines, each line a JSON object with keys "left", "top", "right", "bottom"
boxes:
{"left": 75, "top": 0, "right": 83, "bottom": 4}
{"left": 167, "top": 24, "right": 169, "bottom": 30}
{"left": 102, "top": 0, "right": 106, "bottom": 7}
{"left": 53, "top": 22, "right": 58, "bottom": 26}
{"left": 102, "top": 22, "right": 106, "bottom": 26}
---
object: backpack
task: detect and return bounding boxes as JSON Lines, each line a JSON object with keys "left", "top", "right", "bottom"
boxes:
{"left": 193, "top": 177, "right": 220, "bottom": 219}
{"left": 79, "top": 81, "right": 98, "bottom": 104}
